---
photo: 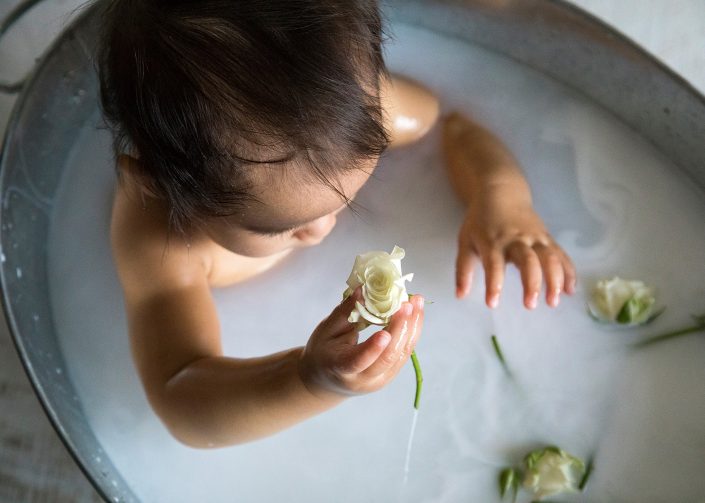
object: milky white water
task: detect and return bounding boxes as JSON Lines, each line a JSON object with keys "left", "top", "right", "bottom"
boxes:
{"left": 47, "top": 23, "right": 705, "bottom": 502}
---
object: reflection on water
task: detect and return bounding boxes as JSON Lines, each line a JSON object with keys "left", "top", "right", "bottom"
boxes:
{"left": 48, "top": 23, "right": 705, "bottom": 503}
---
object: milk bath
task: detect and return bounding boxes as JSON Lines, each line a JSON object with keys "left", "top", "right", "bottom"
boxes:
{"left": 47, "top": 23, "right": 705, "bottom": 502}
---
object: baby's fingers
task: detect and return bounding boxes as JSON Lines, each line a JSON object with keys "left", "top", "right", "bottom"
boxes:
{"left": 335, "top": 331, "right": 392, "bottom": 375}
{"left": 535, "top": 244, "right": 564, "bottom": 307}
{"left": 363, "top": 297, "right": 424, "bottom": 379}
{"left": 455, "top": 245, "right": 477, "bottom": 299}
{"left": 482, "top": 248, "right": 505, "bottom": 308}
{"left": 506, "top": 243, "right": 542, "bottom": 309}
{"left": 561, "top": 250, "right": 577, "bottom": 294}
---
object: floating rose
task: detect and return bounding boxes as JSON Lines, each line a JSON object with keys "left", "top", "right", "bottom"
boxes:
{"left": 343, "top": 246, "right": 422, "bottom": 408}
{"left": 522, "top": 446, "right": 585, "bottom": 500}
{"left": 588, "top": 276, "right": 663, "bottom": 326}
{"left": 344, "top": 245, "right": 414, "bottom": 327}
{"left": 499, "top": 446, "right": 589, "bottom": 501}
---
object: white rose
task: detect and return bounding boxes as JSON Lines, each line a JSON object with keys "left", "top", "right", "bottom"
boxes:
{"left": 589, "top": 276, "right": 656, "bottom": 325}
{"left": 344, "top": 245, "right": 414, "bottom": 327}
{"left": 522, "top": 447, "right": 585, "bottom": 500}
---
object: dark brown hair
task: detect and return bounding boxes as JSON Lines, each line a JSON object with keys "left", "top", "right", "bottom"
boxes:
{"left": 97, "top": 0, "right": 389, "bottom": 232}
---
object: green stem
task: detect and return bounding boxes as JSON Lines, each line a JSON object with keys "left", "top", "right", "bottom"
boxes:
{"left": 491, "top": 335, "right": 513, "bottom": 377}
{"left": 491, "top": 335, "right": 506, "bottom": 364}
{"left": 411, "top": 350, "right": 423, "bottom": 409}
{"left": 633, "top": 323, "right": 705, "bottom": 348}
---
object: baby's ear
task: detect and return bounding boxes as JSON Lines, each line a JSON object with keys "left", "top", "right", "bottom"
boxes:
{"left": 116, "top": 154, "right": 159, "bottom": 199}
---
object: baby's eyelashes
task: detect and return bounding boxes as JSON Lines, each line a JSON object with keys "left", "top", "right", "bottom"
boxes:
{"left": 254, "top": 227, "right": 295, "bottom": 238}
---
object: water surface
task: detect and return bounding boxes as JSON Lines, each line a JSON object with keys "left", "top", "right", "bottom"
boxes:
{"left": 48, "top": 23, "right": 705, "bottom": 503}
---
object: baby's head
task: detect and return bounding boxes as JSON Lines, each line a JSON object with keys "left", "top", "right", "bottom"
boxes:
{"left": 98, "top": 0, "right": 389, "bottom": 256}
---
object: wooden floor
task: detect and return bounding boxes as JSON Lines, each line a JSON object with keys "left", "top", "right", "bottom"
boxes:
{"left": 0, "top": 315, "right": 101, "bottom": 503}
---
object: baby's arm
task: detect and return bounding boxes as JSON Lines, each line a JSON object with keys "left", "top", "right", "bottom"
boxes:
{"left": 442, "top": 113, "right": 576, "bottom": 309}
{"left": 111, "top": 166, "right": 424, "bottom": 446}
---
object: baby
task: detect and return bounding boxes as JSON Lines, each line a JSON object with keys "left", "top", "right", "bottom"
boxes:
{"left": 98, "top": 0, "right": 575, "bottom": 447}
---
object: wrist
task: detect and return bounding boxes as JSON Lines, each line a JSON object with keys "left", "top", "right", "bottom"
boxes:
{"left": 468, "top": 181, "right": 533, "bottom": 213}
{"left": 461, "top": 165, "right": 533, "bottom": 207}
{"left": 295, "top": 347, "right": 347, "bottom": 408}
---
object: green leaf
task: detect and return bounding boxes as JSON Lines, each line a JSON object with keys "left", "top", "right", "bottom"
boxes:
{"left": 524, "top": 449, "right": 542, "bottom": 470}
{"left": 499, "top": 467, "right": 521, "bottom": 501}
{"left": 544, "top": 446, "right": 563, "bottom": 456}
{"left": 499, "top": 468, "right": 516, "bottom": 498}
{"left": 578, "top": 457, "right": 594, "bottom": 491}
{"left": 616, "top": 294, "right": 654, "bottom": 324}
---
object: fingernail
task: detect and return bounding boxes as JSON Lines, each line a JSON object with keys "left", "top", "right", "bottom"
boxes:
{"left": 488, "top": 294, "right": 499, "bottom": 309}
{"left": 528, "top": 293, "right": 538, "bottom": 309}
{"left": 414, "top": 296, "right": 425, "bottom": 309}
{"left": 402, "top": 303, "right": 413, "bottom": 316}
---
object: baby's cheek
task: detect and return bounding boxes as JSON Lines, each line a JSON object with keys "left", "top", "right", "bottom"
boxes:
{"left": 293, "top": 215, "right": 337, "bottom": 245}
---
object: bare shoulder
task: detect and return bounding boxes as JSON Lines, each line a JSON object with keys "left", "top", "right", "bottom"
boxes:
{"left": 381, "top": 73, "right": 440, "bottom": 148}
{"left": 110, "top": 155, "right": 212, "bottom": 302}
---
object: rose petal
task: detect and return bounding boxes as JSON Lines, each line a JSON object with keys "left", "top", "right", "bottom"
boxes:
{"left": 355, "top": 300, "right": 385, "bottom": 325}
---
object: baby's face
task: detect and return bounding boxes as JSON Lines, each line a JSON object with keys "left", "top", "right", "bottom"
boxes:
{"left": 202, "top": 158, "right": 377, "bottom": 257}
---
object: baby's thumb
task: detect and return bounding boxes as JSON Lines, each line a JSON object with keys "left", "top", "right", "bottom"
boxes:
{"left": 337, "top": 330, "right": 391, "bottom": 375}
{"left": 319, "top": 287, "right": 363, "bottom": 337}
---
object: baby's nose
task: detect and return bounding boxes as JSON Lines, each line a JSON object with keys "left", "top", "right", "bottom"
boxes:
{"left": 293, "top": 214, "right": 337, "bottom": 246}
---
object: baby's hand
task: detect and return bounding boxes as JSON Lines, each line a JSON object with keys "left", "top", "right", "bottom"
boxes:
{"left": 456, "top": 196, "right": 576, "bottom": 309}
{"left": 298, "top": 289, "right": 424, "bottom": 402}
{"left": 442, "top": 112, "right": 575, "bottom": 310}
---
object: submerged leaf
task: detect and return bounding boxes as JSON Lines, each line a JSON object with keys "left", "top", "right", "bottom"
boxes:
{"left": 499, "top": 468, "right": 516, "bottom": 498}
{"left": 578, "top": 457, "right": 594, "bottom": 491}
{"left": 499, "top": 467, "right": 521, "bottom": 502}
